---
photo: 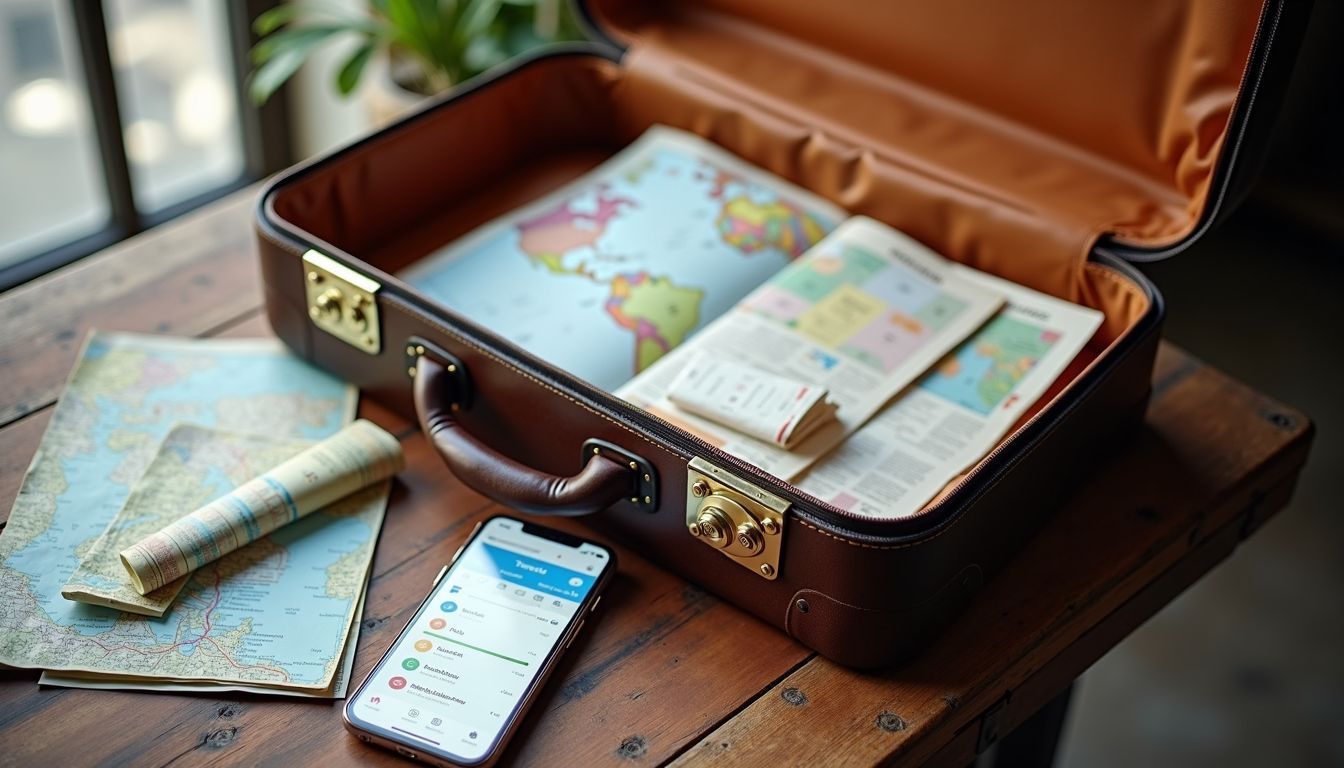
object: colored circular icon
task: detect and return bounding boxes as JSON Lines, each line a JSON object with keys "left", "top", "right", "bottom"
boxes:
{"left": 401, "top": 658, "right": 420, "bottom": 671}
{"left": 568, "top": 577, "right": 583, "bottom": 587}
{"left": 440, "top": 601, "right": 458, "bottom": 612}
{"left": 388, "top": 676, "right": 407, "bottom": 690}
{"left": 429, "top": 617, "right": 446, "bottom": 629}
{"left": 413, "top": 639, "right": 433, "bottom": 652}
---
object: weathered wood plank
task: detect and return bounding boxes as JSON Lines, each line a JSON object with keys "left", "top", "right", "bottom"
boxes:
{"left": 668, "top": 345, "right": 1312, "bottom": 767}
{"left": 0, "top": 188, "right": 262, "bottom": 427}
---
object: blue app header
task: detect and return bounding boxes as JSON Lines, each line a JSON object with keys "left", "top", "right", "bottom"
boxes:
{"left": 463, "top": 543, "right": 595, "bottom": 602}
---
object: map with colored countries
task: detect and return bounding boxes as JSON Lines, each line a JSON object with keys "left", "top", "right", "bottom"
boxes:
{"left": 401, "top": 127, "right": 844, "bottom": 391}
{"left": 744, "top": 244, "right": 972, "bottom": 373}
{"left": 922, "top": 315, "right": 1060, "bottom": 415}
{"left": 0, "top": 333, "right": 362, "bottom": 688}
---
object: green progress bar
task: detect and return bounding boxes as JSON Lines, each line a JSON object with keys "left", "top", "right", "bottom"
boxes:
{"left": 423, "top": 631, "right": 529, "bottom": 666}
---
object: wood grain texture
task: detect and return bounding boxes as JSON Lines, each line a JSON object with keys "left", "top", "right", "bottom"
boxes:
{"left": 0, "top": 189, "right": 261, "bottom": 428}
{"left": 0, "top": 188, "right": 1313, "bottom": 768}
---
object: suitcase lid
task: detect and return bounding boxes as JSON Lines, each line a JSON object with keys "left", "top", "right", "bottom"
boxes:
{"left": 575, "top": 1, "right": 1305, "bottom": 263}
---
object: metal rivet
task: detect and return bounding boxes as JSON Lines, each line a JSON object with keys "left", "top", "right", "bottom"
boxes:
{"left": 415, "top": 345, "right": 425, "bottom": 355}
{"left": 688, "top": 522, "right": 701, "bottom": 536}
{"left": 405, "top": 345, "right": 416, "bottom": 356}
{"left": 796, "top": 598, "right": 810, "bottom": 613}
{"left": 761, "top": 518, "right": 780, "bottom": 535}
{"left": 308, "top": 307, "right": 320, "bottom": 319}
{"left": 628, "top": 461, "right": 638, "bottom": 470}
{"left": 593, "top": 447, "right": 601, "bottom": 455}
{"left": 407, "top": 367, "right": 416, "bottom": 377}
{"left": 450, "top": 403, "right": 460, "bottom": 412}
{"left": 307, "top": 271, "right": 322, "bottom": 283}
{"left": 643, "top": 496, "right": 652, "bottom": 505}
{"left": 643, "top": 473, "right": 651, "bottom": 482}
{"left": 447, "top": 364, "right": 457, "bottom": 373}
{"left": 363, "top": 336, "right": 374, "bottom": 347}
{"left": 691, "top": 480, "right": 710, "bottom": 498}
{"left": 759, "top": 564, "right": 774, "bottom": 577}
{"left": 631, "top": 497, "right": 640, "bottom": 504}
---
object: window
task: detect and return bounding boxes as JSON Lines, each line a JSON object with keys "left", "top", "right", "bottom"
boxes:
{"left": 0, "top": 0, "right": 289, "bottom": 291}
{"left": 0, "top": 2, "right": 108, "bottom": 270}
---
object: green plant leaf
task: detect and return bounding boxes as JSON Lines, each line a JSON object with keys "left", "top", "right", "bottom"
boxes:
{"left": 254, "top": 2, "right": 386, "bottom": 36}
{"left": 335, "top": 41, "right": 376, "bottom": 95}
{"left": 457, "top": 0, "right": 503, "bottom": 41}
{"left": 249, "top": 44, "right": 315, "bottom": 104}
{"left": 253, "top": 4, "right": 307, "bottom": 35}
{"left": 250, "top": 25, "right": 346, "bottom": 65}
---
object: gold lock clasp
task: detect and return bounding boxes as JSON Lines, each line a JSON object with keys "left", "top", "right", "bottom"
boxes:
{"left": 686, "top": 457, "right": 787, "bottom": 580}
{"left": 303, "top": 250, "right": 382, "bottom": 354}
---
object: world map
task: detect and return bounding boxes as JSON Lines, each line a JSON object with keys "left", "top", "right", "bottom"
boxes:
{"left": 922, "top": 315, "right": 1060, "bottom": 415}
{"left": 402, "top": 129, "right": 841, "bottom": 391}
{"left": 0, "top": 333, "right": 365, "bottom": 689}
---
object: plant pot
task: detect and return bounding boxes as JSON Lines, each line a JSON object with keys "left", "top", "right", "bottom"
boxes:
{"left": 364, "top": 52, "right": 436, "bottom": 127}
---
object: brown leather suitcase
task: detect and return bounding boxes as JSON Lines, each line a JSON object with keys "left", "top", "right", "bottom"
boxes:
{"left": 254, "top": 1, "right": 1308, "bottom": 667}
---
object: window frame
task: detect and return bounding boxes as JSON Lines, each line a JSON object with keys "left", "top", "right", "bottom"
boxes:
{"left": 0, "top": 0, "right": 293, "bottom": 291}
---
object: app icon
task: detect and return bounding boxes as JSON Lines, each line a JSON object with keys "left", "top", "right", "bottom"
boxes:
{"left": 497, "top": 582, "right": 507, "bottom": 590}
{"left": 469, "top": 731, "right": 478, "bottom": 740}
{"left": 369, "top": 696, "right": 382, "bottom": 704}
{"left": 408, "top": 708, "right": 420, "bottom": 719}
{"left": 414, "top": 639, "right": 433, "bottom": 652}
{"left": 568, "top": 577, "right": 583, "bottom": 587}
{"left": 550, "top": 619, "right": 559, "bottom": 625}
{"left": 449, "top": 585, "right": 461, "bottom": 594}
{"left": 552, "top": 600, "right": 563, "bottom": 607}
{"left": 429, "top": 618, "right": 446, "bottom": 630}
{"left": 440, "top": 601, "right": 458, "bottom": 613}
{"left": 388, "top": 676, "right": 407, "bottom": 690}
{"left": 532, "top": 594, "right": 543, "bottom": 602}
{"left": 401, "top": 658, "right": 420, "bottom": 671}
{"left": 430, "top": 717, "right": 443, "bottom": 727}
{"left": 514, "top": 588, "right": 526, "bottom": 596}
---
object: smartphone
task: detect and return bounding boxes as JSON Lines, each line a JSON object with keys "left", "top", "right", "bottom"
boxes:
{"left": 343, "top": 515, "right": 616, "bottom": 767}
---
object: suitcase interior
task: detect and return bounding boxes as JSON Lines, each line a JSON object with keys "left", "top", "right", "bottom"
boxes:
{"left": 256, "top": 0, "right": 1281, "bottom": 664}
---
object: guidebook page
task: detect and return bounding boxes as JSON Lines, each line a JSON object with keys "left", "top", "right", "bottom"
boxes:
{"left": 795, "top": 269, "right": 1104, "bottom": 518}
{"left": 618, "top": 217, "right": 1006, "bottom": 481}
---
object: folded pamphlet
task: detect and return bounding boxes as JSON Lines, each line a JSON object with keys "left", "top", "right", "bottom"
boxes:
{"left": 667, "top": 352, "right": 838, "bottom": 449}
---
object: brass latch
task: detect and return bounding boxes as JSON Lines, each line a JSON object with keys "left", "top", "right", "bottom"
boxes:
{"left": 686, "top": 457, "right": 788, "bottom": 580}
{"left": 303, "top": 250, "right": 382, "bottom": 354}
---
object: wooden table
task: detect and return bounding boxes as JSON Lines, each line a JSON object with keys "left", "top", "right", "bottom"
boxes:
{"left": 0, "top": 189, "right": 1313, "bottom": 767}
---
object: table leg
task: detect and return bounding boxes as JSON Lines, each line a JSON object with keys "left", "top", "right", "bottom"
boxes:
{"left": 987, "top": 682, "right": 1075, "bottom": 768}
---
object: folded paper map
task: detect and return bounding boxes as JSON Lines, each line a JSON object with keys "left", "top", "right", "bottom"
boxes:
{"left": 61, "top": 429, "right": 316, "bottom": 616}
{"left": 118, "top": 419, "right": 402, "bottom": 597}
{"left": 618, "top": 216, "right": 1006, "bottom": 480}
{"left": 0, "top": 332, "right": 375, "bottom": 692}
{"left": 796, "top": 267, "right": 1103, "bottom": 518}
{"left": 401, "top": 125, "right": 846, "bottom": 391}
{"left": 55, "top": 425, "right": 387, "bottom": 691}
{"left": 39, "top": 591, "right": 366, "bottom": 699}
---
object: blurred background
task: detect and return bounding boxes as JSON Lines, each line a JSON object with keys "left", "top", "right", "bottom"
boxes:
{"left": 0, "top": 2, "right": 1339, "bottom": 765}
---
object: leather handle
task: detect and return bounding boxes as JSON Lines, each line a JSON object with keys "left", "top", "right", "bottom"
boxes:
{"left": 414, "top": 352, "right": 632, "bottom": 516}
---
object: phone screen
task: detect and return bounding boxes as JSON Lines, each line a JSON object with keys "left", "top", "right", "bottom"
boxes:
{"left": 346, "top": 516, "right": 612, "bottom": 764}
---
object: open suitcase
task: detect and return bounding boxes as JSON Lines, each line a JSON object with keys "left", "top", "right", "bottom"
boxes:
{"left": 254, "top": 0, "right": 1307, "bottom": 667}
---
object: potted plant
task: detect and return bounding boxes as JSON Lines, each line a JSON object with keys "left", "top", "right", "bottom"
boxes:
{"left": 248, "top": 0, "right": 585, "bottom": 120}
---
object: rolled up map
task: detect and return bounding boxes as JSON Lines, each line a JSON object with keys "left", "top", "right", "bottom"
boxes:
{"left": 119, "top": 419, "right": 404, "bottom": 595}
